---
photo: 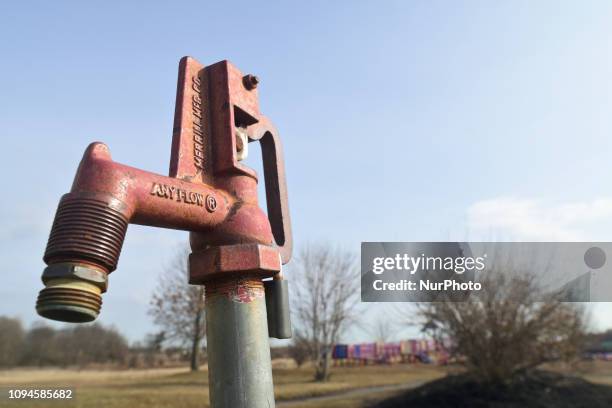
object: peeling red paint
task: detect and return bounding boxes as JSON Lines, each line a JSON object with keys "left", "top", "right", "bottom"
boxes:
{"left": 229, "top": 284, "right": 265, "bottom": 303}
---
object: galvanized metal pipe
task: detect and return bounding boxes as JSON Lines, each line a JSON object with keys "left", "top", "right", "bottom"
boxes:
{"left": 205, "top": 278, "right": 275, "bottom": 408}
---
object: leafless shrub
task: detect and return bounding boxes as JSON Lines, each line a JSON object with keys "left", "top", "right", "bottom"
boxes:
{"left": 418, "top": 266, "right": 587, "bottom": 383}
{"left": 0, "top": 317, "right": 24, "bottom": 367}
{"left": 56, "top": 324, "right": 129, "bottom": 367}
{"left": 18, "top": 322, "right": 128, "bottom": 367}
{"left": 288, "top": 331, "right": 311, "bottom": 367}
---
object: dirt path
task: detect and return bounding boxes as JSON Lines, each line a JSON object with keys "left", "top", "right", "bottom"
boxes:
{"left": 277, "top": 380, "right": 426, "bottom": 407}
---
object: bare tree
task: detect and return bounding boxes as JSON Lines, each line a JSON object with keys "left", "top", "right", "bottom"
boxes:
{"left": 371, "top": 319, "right": 397, "bottom": 343}
{"left": 418, "top": 268, "right": 586, "bottom": 384}
{"left": 291, "top": 245, "right": 360, "bottom": 381}
{"left": 149, "top": 245, "right": 205, "bottom": 371}
{"left": 20, "top": 323, "right": 60, "bottom": 366}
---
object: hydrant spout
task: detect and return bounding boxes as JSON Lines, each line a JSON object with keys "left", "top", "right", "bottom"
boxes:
{"left": 71, "top": 142, "right": 240, "bottom": 233}
{"left": 37, "top": 139, "right": 273, "bottom": 323}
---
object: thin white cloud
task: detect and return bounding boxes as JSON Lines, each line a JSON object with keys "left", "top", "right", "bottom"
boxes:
{"left": 467, "top": 197, "right": 612, "bottom": 241}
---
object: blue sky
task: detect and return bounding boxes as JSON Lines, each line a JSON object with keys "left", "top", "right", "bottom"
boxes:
{"left": 2, "top": 0, "right": 612, "bottom": 343}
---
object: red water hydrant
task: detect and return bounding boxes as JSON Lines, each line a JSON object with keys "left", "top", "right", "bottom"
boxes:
{"left": 36, "top": 57, "right": 292, "bottom": 408}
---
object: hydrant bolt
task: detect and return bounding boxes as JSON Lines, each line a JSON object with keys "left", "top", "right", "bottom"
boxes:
{"left": 243, "top": 74, "right": 259, "bottom": 90}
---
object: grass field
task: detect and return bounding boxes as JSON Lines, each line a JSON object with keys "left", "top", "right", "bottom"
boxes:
{"left": 2, "top": 361, "right": 612, "bottom": 408}
{"left": 0, "top": 363, "right": 445, "bottom": 408}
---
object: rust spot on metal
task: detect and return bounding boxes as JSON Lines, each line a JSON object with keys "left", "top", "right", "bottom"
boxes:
{"left": 205, "top": 278, "right": 264, "bottom": 303}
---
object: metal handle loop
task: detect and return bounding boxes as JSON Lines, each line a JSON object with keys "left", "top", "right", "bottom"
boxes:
{"left": 249, "top": 118, "right": 293, "bottom": 264}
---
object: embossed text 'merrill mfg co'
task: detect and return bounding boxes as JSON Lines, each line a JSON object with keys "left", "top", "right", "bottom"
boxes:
{"left": 150, "top": 182, "right": 205, "bottom": 206}
{"left": 191, "top": 75, "right": 206, "bottom": 171}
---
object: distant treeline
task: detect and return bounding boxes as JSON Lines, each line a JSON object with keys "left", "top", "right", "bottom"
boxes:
{"left": 0, "top": 316, "right": 128, "bottom": 368}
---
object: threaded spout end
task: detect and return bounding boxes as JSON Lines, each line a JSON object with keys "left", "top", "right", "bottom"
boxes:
{"left": 36, "top": 279, "right": 102, "bottom": 323}
{"left": 44, "top": 195, "right": 129, "bottom": 272}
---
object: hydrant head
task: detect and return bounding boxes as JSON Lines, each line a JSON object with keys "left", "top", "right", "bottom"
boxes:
{"left": 35, "top": 56, "right": 292, "bottom": 323}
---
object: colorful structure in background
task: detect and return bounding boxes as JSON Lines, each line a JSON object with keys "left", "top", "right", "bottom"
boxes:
{"left": 584, "top": 337, "right": 612, "bottom": 361}
{"left": 332, "top": 339, "right": 450, "bottom": 366}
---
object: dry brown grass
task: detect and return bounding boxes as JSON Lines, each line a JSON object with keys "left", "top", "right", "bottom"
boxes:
{"left": 0, "top": 363, "right": 444, "bottom": 408}
{"left": 1, "top": 361, "right": 611, "bottom": 408}
{"left": 0, "top": 367, "right": 191, "bottom": 386}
